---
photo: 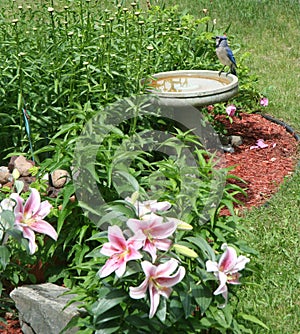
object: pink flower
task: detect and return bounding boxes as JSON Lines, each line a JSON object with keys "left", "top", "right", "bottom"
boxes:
{"left": 11, "top": 188, "right": 57, "bottom": 254}
{"left": 225, "top": 105, "right": 236, "bottom": 117}
{"left": 260, "top": 97, "right": 268, "bottom": 107}
{"left": 206, "top": 244, "right": 250, "bottom": 302}
{"left": 250, "top": 138, "right": 268, "bottom": 150}
{"left": 127, "top": 213, "right": 177, "bottom": 262}
{"left": 207, "top": 105, "right": 214, "bottom": 112}
{"left": 99, "top": 225, "right": 143, "bottom": 278}
{"left": 129, "top": 259, "right": 185, "bottom": 318}
{"left": 125, "top": 197, "right": 171, "bottom": 218}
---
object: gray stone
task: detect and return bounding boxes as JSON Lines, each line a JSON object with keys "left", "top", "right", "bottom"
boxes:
{"left": 13, "top": 155, "right": 35, "bottom": 176}
{"left": 51, "top": 169, "right": 70, "bottom": 188}
{"left": 10, "top": 283, "right": 81, "bottom": 334}
{"left": 0, "top": 166, "right": 12, "bottom": 184}
{"left": 230, "top": 135, "right": 243, "bottom": 147}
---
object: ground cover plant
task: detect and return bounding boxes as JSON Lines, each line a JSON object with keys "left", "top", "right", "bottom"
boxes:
{"left": 0, "top": 0, "right": 296, "bottom": 333}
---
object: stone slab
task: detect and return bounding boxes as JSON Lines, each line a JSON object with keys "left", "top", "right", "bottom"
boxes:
{"left": 10, "top": 283, "right": 81, "bottom": 334}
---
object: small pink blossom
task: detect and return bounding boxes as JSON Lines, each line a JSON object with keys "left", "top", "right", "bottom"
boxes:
{"left": 260, "top": 97, "right": 268, "bottom": 107}
{"left": 250, "top": 138, "right": 268, "bottom": 150}
{"left": 129, "top": 258, "right": 185, "bottom": 318}
{"left": 11, "top": 188, "right": 57, "bottom": 254}
{"left": 127, "top": 213, "right": 177, "bottom": 262}
{"left": 206, "top": 244, "right": 250, "bottom": 303}
{"left": 99, "top": 225, "right": 143, "bottom": 278}
{"left": 207, "top": 105, "right": 214, "bottom": 112}
{"left": 225, "top": 105, "right": 236, "bottom": 117}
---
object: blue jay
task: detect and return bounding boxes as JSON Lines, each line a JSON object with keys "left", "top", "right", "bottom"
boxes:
{"left": 214, "top": 35, "right": 237, "bottom": 76}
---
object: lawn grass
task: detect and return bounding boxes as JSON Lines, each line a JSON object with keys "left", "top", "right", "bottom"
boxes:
{"left": 161, "top": 0, "right": 300, "bottom": 332}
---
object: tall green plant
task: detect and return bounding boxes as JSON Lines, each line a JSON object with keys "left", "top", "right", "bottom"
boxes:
{"left": 0, "top": 2, "right": 260, "bottom": 162}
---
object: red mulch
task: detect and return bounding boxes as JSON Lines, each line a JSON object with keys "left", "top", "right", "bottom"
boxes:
{"left": 0, "top": 314, "right": 22, "bottom": 334}
{"left": 217, "top": 112, "right": 299, "bottom": 215}
{"left": 1, "top": 113, "right": 298, "bottom": 333}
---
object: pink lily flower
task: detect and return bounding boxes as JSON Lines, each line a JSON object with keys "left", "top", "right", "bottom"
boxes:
{"left": 129, "top": 258, "right": 185, "bottom": 318}
{"left": 206, "top": 244, "right": 250, "bottom": 302}
{"left": 225, "top": 104, "right": 236, "bottom": 117}
{"left": 260, "top": 97, "right": 268, "bottom": 107}
{"left": 127, "top": 213, "right": 177, "bottom": 262}
{"left": 250, "top": 138, "right": 268, "bottom": 150}
{"left": 99, "top": 225, "right": 143, "bottom": 278}
{"left": 11, "top": 188, "right": 57, "bottom": 254}
{"left": 125, "top": 197, "right": 171, "bottom": 218}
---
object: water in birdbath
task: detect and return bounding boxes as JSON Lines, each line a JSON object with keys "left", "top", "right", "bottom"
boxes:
{"left": 149, "top": 75, "right": 230, "bottom": 94}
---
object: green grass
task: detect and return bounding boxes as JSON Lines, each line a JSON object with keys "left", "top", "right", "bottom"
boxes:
{"left": 161, "top": 0, "right": 300, "bottom": 332}
{"left": 237, "top": 172, "right": 300, "bottom": 333}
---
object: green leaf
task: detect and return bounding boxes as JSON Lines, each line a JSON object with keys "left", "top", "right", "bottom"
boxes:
{"left": 91, "top": 289, "right": 127, "bottom": 317}
{"left": 0, "top": 245, "right": 11, "bottom": 270}
{"left": 191, "top": 282, "right": 212, "bottom": 314}
{"left": 0, "top": 210, "right": 15, "bottom": 228}
{"left": 155, "top": 297, "right": 167, "bottom": 323}
{"left": 238, "top": 313, "right": 269, "bottom": 330}
{"left": 211, "top": 307, "right": 231, "bottom": 329}
{"left": 14, "top": 180, "right": 24, "bottom": 193}
{"left": 185, "top": 236, "right": 216, "bottom": 261}
{"left": 179, "top": 290, "right": 193, "bottom": 318}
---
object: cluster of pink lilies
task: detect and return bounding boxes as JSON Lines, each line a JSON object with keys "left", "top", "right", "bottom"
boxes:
{"left": 98, "top": 194, "right": 250, "bottom": 318}
{"left": 0, "top": 188, "right": 250, "bottom": 318}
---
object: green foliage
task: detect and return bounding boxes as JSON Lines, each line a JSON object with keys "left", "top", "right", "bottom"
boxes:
{"left": 0, "top": 1, "right": 260, "bottom": 163}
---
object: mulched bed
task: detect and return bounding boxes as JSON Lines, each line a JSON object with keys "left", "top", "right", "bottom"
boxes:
{"left": 1, "top": 112, "right": 298, "bottom": 333}
{"left": 0, "top": 314, "right": 22, "bottom": 334}
{"left": 217, "top": 112, "right": 299, "bottom": 214}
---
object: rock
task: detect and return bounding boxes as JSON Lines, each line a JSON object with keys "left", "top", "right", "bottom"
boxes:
{"left": 0, "top": 166, "right": 12, "bottom": 184}
{"left": 219, "top": 134, "right": 230, "bottom": 146}
{"left": 230, "top": 135, "right": 243, "bottom": 147}
{"left": 10, "top": 156, "right": 35, "bottom": 177}
{"left": 10, "top": 283, "right": 81, "bottom": 334}
{"left": 51, "top": 169, "right": 70, "bottom": 188}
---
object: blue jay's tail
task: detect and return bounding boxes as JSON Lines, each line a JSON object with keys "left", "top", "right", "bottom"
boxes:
{"left": 230, "top": 63, "right": 237, "bottom": 76}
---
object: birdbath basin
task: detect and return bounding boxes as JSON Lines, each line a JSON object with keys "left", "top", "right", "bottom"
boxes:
{"left": 144, "top": 70, "right": 238, "bottom": 108}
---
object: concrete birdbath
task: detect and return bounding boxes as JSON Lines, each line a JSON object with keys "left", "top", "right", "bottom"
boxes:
{"left": 145, "top": 70, "right": 238, "bottom": 108}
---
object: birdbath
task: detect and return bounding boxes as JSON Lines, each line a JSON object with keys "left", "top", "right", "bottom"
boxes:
{"left": 144, "top": 70, "right": 238, "bottom": 108}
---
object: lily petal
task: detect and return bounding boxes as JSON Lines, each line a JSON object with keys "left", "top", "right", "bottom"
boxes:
{"left": 129, "top": 278, "right": 149, "bottom": 299}
{"left": 23, "top": 188, "right": 41, "bottom": 217}
{"left": 149, "top": 282, "right": 160, "bottom": 318}
{"left": 218, "top": 245, "right": 237, "bottom": 272}
{"left": 231, "top": 255, "right": 250, "bottom": 272}
{"left": 22, "top": 226, "right": 37, "bottom": 254}
{"left": 156, "top": 266, "right": 186, "bottom": 288}
{"left": 30, "top": 220, "right": 58, "bottom": 241}
{"left": 206, "top": 260, "right": 219, "bottom": 272}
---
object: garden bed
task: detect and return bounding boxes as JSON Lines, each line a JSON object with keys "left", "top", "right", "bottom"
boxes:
{"left": 218, "top": 112, "right": 299, "bottom": 214}
{"left": 1, "top": 112, "right": 298, "bottom": 333}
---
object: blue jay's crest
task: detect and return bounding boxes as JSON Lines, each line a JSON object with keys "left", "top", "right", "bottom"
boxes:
{"left": 214, "top": 35, "right": 237, "bottom": 76}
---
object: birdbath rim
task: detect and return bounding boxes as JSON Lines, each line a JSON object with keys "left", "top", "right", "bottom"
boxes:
{"left": 144, "top": 70, "right": 238, "bottom": 100}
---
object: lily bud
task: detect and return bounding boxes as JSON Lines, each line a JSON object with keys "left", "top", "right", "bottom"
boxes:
{"left": 173, "top": 244, "right": 198, "bottom": 258}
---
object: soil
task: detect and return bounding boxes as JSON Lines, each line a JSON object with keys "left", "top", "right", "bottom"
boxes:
{"left": 1, "top": 112, "right": 298, "bottom": 333}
